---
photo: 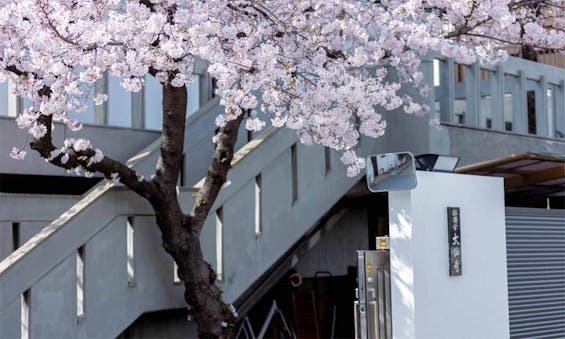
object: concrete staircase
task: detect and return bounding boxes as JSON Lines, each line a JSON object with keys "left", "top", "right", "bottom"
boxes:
{"left": 0, "top": 95, "right": 379, "bottom": 338}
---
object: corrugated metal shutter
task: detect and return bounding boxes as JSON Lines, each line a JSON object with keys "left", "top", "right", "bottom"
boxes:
{"left": 506, "top": 207, "right": 565, "bottom": 339}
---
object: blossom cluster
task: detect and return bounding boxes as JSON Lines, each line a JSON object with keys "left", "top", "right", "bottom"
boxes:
{"left": 1, "top": 0, "right": 563, "bottom": 176}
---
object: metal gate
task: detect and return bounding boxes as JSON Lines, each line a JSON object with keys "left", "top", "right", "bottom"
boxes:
{"left": 354, "top": 250, "right": 392, "bottom": 339}
{"left": 506, "top": 207, "right": 565, "bottom": 338}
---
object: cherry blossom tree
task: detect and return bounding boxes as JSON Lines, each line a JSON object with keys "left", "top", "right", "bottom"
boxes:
{"left": 1, "top": 0, "right": 563, "bottom": 337}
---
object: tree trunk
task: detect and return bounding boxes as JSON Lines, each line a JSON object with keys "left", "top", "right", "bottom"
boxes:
{"left": 145, "top": 164, "right": 237, "bottom": 338}
{"left": 148, "top": 82, "right": 243, "bottom": 337}
{"left": 149, "top": 193, "right": 236, "bottom": 338}
{"left": 174, "top": 222, "right": 235, "bottom": 338}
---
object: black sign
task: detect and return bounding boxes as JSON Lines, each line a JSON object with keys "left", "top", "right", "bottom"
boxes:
{"left": 447, "top": 207, "right": 462, "bottom": 276}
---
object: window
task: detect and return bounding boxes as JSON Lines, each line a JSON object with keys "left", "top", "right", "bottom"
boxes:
{"left": 291, "top": 144, "right": 298, "bottom": 204}
{"left": 126, "top": 217, "right": 135, "bottom": 287}
{"left": 21, "top": 290, "right": 30, "bottom": 339}
{"left": 527, "top": 90, "right": 536, "bottom": 134}
{"left": 76, "top": 246, "right": 85, "bottom": 318}
{"left": 255, "top": 174, "right": 262, "bottom": 236}
{"left": 12, "top": 222, "right": 20, "bottom": 252}
{"left": 215, "top": 208, "right": 223, "bottom": 281}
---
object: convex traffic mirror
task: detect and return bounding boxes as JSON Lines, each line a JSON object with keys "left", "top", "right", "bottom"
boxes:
{"left": 366, "top": 152, "right": 417, "bottom": 192}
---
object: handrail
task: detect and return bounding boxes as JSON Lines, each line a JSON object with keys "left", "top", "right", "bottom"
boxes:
{"left": 192, "top": 127, "right": 285, "bottom": 200}
{"left": 0, "top": 187, "right": 133, "bottom": 310}
{"left": 0, "top": 119, "right": 283, "bottom": 313}
{"left": 0, "top": 184, "right": 114, "bottom": 276}
{"left": 0, "top": 189, "right": 190, "bottom": 337}
{"left": 0, "top": 193, "right": 77, "bottom": 222}
{"left": 0, "top": 96, "right": 222, "bottom": 311}
{"left": 424, "top": 53, "right": 565, "bottom": 138}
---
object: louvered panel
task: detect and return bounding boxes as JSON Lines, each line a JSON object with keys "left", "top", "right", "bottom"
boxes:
{"left": 510, "top": 290, "right": 565, "bottom": 298}
{"left": 509, "top": 294, "right": 565, "bottom": 303}
{"left": 506, "top": 208, "right": 565, "bottom": 339}
{"left": 511, "top": 308, "right": 565, "bottom": 319}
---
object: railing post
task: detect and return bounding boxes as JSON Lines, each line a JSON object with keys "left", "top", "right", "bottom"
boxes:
{"left": 439, "top": 59, "right": 454, "bottom": 123}
{"left": 539, "top": 76, "right": 549, "bottom": 137}
{"left": 492, "top": 65, "right": 505, "bottom": 130}
{"left": 131, "top": 88, "right": 145, "bottom": 129}
{"left": 199, "top": 73, "right": 214, "bottom": 105}
{"left": 513, "top": 71, "right": 528, "bottom": 134}
{"left": 94, "top": 73, "right": 108, "bottom": 125}
{"left": 254, "top": 174, "right": 262, "bottom": 236}
{"left": 557, "top": 80, "right": 565, "bottom": 138}
{"left": 465, "top": 62, "right": 480, "bottom": 127}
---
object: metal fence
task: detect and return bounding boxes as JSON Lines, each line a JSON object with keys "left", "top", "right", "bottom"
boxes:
{"left": 425, "top": 55, "right": 565, "bottom": 140}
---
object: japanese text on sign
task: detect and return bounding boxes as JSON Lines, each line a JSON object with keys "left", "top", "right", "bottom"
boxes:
{"left": 447, "top": 207, "right": 462, "bottom": 276}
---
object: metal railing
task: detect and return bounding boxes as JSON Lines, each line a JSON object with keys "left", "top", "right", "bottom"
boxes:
{"left": 423, "top": 55, "right": 565, "bottom": 139}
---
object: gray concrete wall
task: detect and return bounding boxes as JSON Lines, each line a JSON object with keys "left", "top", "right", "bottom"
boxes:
{"left": 294, "top": 209, "right": 369, "bottom": 277}
{"left": 440, "top": 124, "right": 565, "bottom": 166}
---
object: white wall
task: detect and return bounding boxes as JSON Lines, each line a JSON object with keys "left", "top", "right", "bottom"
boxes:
{"left": 389, "top": 171, "right": 509, "bottom": 339}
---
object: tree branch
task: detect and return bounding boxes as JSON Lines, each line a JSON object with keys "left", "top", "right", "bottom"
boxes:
{"left": 2, "top": 64, "right": 154, "bottom": 200}
{"left": 153, "top": 81, "right": 187, "bottom": 190}
{"left": 30, "top": 114, "right": 155, "bottom": 199}
{"left": 191, "top": 114, "right": 244, "bottom": 233}
{"left": 138, "top": 0, "right": 157, "bottom": 11}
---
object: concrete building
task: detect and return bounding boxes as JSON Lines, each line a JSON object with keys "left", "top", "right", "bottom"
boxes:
{"left": 0, "top": 54, "right": 564, "bottom": 338}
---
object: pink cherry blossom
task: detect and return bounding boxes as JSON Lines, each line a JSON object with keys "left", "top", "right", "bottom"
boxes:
{"left": 1, "top": 0, "right": 562, "bottom": 176}
{"left": 9, "top": 147, "right": 26, "bottom": 160}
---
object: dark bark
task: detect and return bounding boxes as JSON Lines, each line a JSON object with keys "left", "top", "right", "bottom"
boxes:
{"left": 26, "top": 96, "right": 155, "bottom": 200}
{"left": 148, "top": 81, "right": 241, "bottom": 338}
{"left": 521, "top": 45, "right": 539, "bottom": 62}
{"left": 154, "top": 82, "right": 187, "bottom": 190}
{"left": 191, "top": 115, "right": 245, "bottom": 233}
{"left": 158, "top": 113, "right": 246, "bottom": 337}
{"left": 155, "top": 211, "right": 236, "bottom": 338}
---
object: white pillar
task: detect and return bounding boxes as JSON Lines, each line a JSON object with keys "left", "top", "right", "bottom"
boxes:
{"left": 388, "top": 190, "right": 416, "bottom": 339}
{"left": 388, "top": 172, "right": 509, "bottom": 339}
